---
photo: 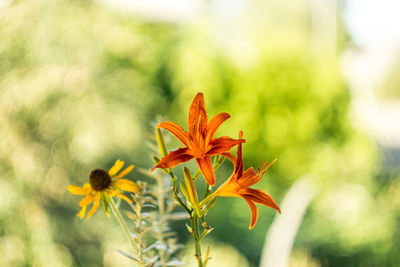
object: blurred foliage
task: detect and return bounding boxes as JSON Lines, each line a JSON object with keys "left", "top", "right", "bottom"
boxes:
{"left": 0, "top": 0, "right": 399, "bottom": 266}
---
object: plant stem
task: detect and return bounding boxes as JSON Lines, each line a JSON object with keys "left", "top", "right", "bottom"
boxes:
{"left": 192, "top": 169, "right": 202, "bottom": 180}
{"left": 108, "top": 196, "right": 137, "bottom": 255}
{"left": 203, "top": 183, "right": 211, "bottom": 199}
{"left": 191, "top": 215, "right": 203, "bottom": 267}
{"left": 155, "top": 175, "right": 167, "bottom": 266}
{"left": 166, "top": 169, "right": 191, "bottom": 213}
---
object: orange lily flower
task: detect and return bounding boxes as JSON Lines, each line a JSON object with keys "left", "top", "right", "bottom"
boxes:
{"left": 152, "top": 92, "right": 245, "bottom": 186}
{"left": 214, "top": 131, "right": 281, "bottom": 229}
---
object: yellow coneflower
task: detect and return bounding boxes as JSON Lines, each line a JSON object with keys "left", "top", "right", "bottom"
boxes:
{"left": 67, "top": 159, "right": 138, "bottom": 219}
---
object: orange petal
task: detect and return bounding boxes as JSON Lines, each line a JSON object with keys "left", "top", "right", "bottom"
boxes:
{"left": 158, "top": 121, "right": 190, "bottom": 147}
{"left": 214, "top": 183, "right": 240, "bottom": 197}
{"left": 79, "top": 193, "right": 95, "bottom": 207}
{"left": 207, "top": 136, "right": 245, "bottom": 156}
{"left": 188, "top": 93, "right": 208, "bottom": 136}
{"left": 239, "top": 160, "right": 276, "bottom": 187}
{"left": 151, "top": 147, "right": 193, "bottom": 171}
{"left": 112, "top": 179, "right": 138, "bottom": 193}
{"left": 221, "top": 152, "right": 236, "bottom": 164}
{"left": 236, "top": 131, "right": 244, "bottom": 176}
{"left": 113, "top": 165, "right": 134, "bottom": 179}
{"left": 244, "top": 199, "right": 259, "bottom": 229}
{"left": 220, "top": 152, "right": 239, "bottom": 179}
{"left": 243, "top": 188, "right": 281, "bottom": 214}
{"left": 86, "top": 192, "right": 101, "bottom": 219}
{"left": 68, "top": 183, "right": 92, "bottom": 195}
{"left": 196, "top": 157, "right": 216, "bottom": 186}
{"left": 109, "top": 160, "right": 124, "bottom": 176}
{"left": 206, "top": 112, "right": 231, "bottom": 144}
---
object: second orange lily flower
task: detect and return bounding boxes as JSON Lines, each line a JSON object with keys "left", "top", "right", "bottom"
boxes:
{"left": 152, "top": 93, "right": 245, "bottom": 186}
{"left": 213, "top": 131, "right": 281, "bottom": 229}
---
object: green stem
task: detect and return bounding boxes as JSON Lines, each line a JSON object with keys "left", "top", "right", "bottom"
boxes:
{"left": 108, "top": 196, "right": 137, "bottom": 254}
{"left": 155, "top": 127, "right": 189, "bottom": 212}
{"left": 192, "top": 169, "right": 202, "bottom": 180}
{"left": 155, "top": 176, "right": 167, "bottom": 266}
{"left": 191, "top": 215, "right": 203, "bottom": 267}
{"left": 166, "top": 169, "right": 191, "bottom": 213}
{"left": 203, "top": 183, "right": 211, "bottom": 200}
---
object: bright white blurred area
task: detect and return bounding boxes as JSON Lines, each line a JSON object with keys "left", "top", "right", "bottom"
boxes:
{"left": 343, "top": 0, "right": 400, "bottom": 148}
{"left": 345, "top": 0, "right": 400, "bottom": 46}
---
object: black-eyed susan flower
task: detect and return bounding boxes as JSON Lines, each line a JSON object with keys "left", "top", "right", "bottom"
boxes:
{"left": 68, "top": 160, "right": 138, "bottom": 219}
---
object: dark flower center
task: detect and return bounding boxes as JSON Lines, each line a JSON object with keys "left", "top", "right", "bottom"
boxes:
{"left": 89, "top": 169, "right": 111, "bottom": 191}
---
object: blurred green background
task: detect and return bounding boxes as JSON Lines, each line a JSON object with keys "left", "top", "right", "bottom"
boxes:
{"left": 1, "top": 0, "right": 399, "bottom": 266}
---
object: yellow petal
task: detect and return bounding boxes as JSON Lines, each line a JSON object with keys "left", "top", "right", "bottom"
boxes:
{"left": 115, "top": 191, "right": 133, "bottom": 204}
{"left": 77, "top": 206, "right": 87, "bottom": 218}
{"left": 112, "top": 165, "right": 134, "bottom": 179}
{"left": 86, "top": 192, "right": 101, "bottom": 219}
{"left": 109, "top": 160, "right": 124, "bottom": 176}
{"left": 112, "top": 179, "right": 138, "bottom": 193}
{"left": 67, "top": 184, "right": 92, "bottom": 195}
{"left": 107, "top": 189, "right": 118, "bottom": 197}
{"left": 79, "top": 194, "right": 95, "bottom": 207}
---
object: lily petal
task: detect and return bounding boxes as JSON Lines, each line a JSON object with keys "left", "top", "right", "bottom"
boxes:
{"left": 244, "top": 199, "right": 259, "bottom": 229}
{"left": 112, "top": 179, "right": 138, "bottom": 193}
{"left": 196, "top": 157, "right": 216, "bottom": 186}
{"left": 236, "top": 131, "right": 244, "bottom": 177}
{"left": 206, "top": 112, "right": 231, "bottom": 144}
{"left": 158, "top": 121, "right": 190, "bottom": 147}
{"left": 68, "top": 183, "right": 92, "bottom": 195}
{"left": 109, "top": 160, "right": 124, "bottom": 176}
{"left": 188, "top": 93, "right": 208, "bottom": 136}
{"left": 221, "top": 152, "right": 236, "bottom": 165}
{"left": 113, "top": 165, "right": 134, "bottom": 179}
{"left": 242, "top": 188, "right": 281, "bottom": 213}
{"left": 86, "top": 192, "right": 101, "bottom": 219}
{"left": 152, "top": 147, "right": 193, "bottom": 171}
{"left": 207, "top": 136, "right": 245, "bottom": 156}
{"left": 220, "top": 152, "right": 237, "bottom": 175}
